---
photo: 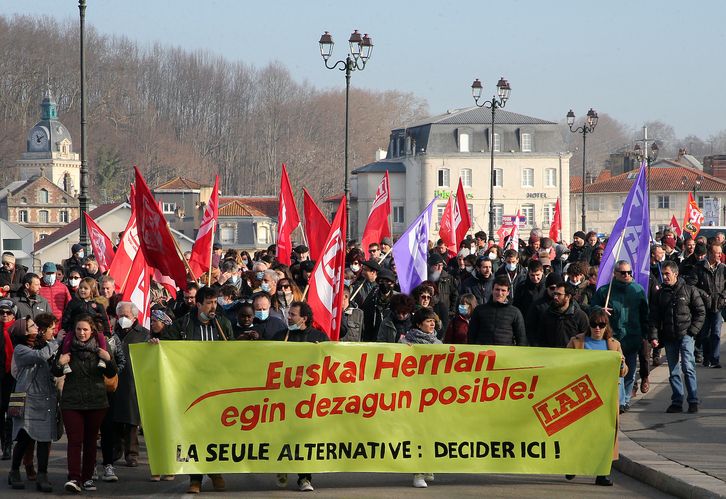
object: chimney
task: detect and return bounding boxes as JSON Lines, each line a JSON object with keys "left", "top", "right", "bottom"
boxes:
{"left": 64, "top": 172, "right": 74, "bottom": 193}
{"left": 375, "top": 148, "right": 386, "bottom": 161}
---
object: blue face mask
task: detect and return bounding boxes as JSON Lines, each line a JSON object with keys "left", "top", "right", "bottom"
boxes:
{"left": 255, "top": 310, "right": 269, "bottom": 321}
{"left": 344, "top": 279, "right": 351, "bottom": 287}
{"left": 200, "top": 311, "right": 212, "bottom": 321}
{"left": 256, "top": 271, "right": 265, "bottom": 280}
{"left": 261, "top": 282, "right": 271, "bottom": 293}
{"left": 230, "top": 275, "right": 238, "bottom": 284}
{"left": 506, "top": 263, "right": 517, "bottom": 272}
{"left": 77, "top": 251, "right": 84, "bottom": 259}
{"left": 288, "top": 319, "right": 302, "bottom": 331}
{"left": 458, "top": 304, "right": 469, "bottom": 315}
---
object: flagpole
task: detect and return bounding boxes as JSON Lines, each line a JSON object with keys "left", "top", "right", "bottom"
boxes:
{"left": 377, "top": 248, "right": 392, "bottom": 264}
{"left": 603, "top": 227, "right": 626, "bottom": 311}
{"left": 298, "top": 222, "right": 308, "bottom": 249}
{"left": 207, "top": 223, "right": 216, "bottom": 287}
{"left": 166, "top": 222, "right": 197, "bottom": 282}
{"left": 302, "top": 284, "right": 310, "bottom": 300}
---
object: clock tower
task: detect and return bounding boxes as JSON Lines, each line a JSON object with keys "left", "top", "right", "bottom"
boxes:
{"left": 15, "top": 89, "right": 80, "bottom": 195}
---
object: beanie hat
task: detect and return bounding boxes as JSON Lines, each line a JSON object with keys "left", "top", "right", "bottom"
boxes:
{"left": 1, "top": 253, "right": 15, "bottom": 264}
{"left": 546, "top": 273, "right": 564, "bottom": 287}
{"left": 573, "top": 231, "right": 587, "bottom": 241}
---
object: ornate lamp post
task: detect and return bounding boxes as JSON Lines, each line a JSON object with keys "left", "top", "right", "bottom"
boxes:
{"left": 567, "top": 109, "right": 598, "bottom": 232}
{"left": 471, "top": 77, "right": 511, "bottom": 240}
{"left": 78, "top": 0, "right": 90, "bottom": 249}
{"left": 318, "top": 30, "right": 373, "bottom": 238}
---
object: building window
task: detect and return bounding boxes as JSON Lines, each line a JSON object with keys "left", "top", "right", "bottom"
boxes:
{"left": 521, "top": 133, "right": 532, "bottom": 152}
{"left": 162, "top": 202, "right": 176, "bottom": 214}
{"left": 612, "top": 196, "right": 621, "bottom": 211}
{"left": 438, "top": 168, "right": 450, "bottom": 188}
{"left": 522, "top": 204, "right": 535, "bottom": 227}
{"left": 459, "top": 133, "right": 470, "bottom": 153}
{"left": 493, "top": 168, "right": 503, "bottom": 187}
{"left": 39, "top": 210, "right": 49, "bottom": 223}
{"left": 544, "top": 168, "right": 557, "bottom": 187}
{"left": 522, "top": 169, "right": 534, "bottom": 188}
{"left": 657, "top": 195, "right": 675, "bottom": 209}
{"left": 493, "top": 204, "right": 504, "bottom": 227}
{"left": 60, "top": 210, "right": 69, "bottom": 223}
{"left": 587, "top": 197, "right": 606, "bottom": 212}
{"left": 493, "top": 133, "right": 501, "bottom": 152}
{"left": 437, "top": 204, "right": 447, "bottom": 225}
{"left": 467, "top": 204, "right": 474, "bottom": 222}
{"left": 38, "top": 189, "right": 49, "bottom": 203}
{"left": 220, "top": 226, "right": 235, "bottom": 244}
{"left": 19, "top": 210, "right": 28, "bottom": 223}
{"left": 393, "top": 206, "right": 405, "bottom": 224}
{"left": 543, "top": 203, "right": 557, "bottom": 226}
{"left": 20, "top": 197, "right": 26, "bottom": 204}
{"left": 460, "top": 169, "right": 472, "bottom": 188}
{"left": 257, "top": 225, "right": 268, "bottom": 244}
{"left": 61, "top": 197, "right": 67, "bottom": 204}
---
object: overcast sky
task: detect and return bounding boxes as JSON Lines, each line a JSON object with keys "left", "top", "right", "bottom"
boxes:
{"left": 3, "top": 0, "right": 724, "bottom": 139}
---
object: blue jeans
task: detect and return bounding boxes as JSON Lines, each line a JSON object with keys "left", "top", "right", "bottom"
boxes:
{"left": 618, "top": 351, "right": 638, "bottom": 406}
{"left": 664, "top": 335, "right": 698, "bottom": 406}
{"left": 698, "top": 311, "right": 721, "bottom": 366}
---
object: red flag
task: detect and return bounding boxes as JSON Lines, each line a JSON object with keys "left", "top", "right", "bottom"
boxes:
{"left": 670, "top": 215, "right": 682, "bottom": 238}
{"left": 189, "top": 175, "right": 220, "bottom": 277}
{"left": 683, "top": 192, "right": 704, "bottom": 238}
{"left": 108, "top": 191, "right": 140, "bottom": 293}
{"left": 152, "top": 267, "right": 177, "bottom": 300}
{"left": 303, "top": 189, "right": 332, "bottom": 262}
{"left": 509, "top": 210, "right": 521, "bottom": 252}
{"left": 549, "top": 198, "right": 562, "bottom": 242}
{"left": 133, "top": 166, "right": 188, "bottom": 291}
{"left": 276, "top": 164, "right": 301, "bottom": 266}
{"left": 121, "top": 251, "right": 151, "bottom": 329}
{"left": 307, "top": 196, "right": 347, "bottom": 341}
{"left": 361, "top": 171, "right": 391, "bottom": 253}
{"left": 84, "top": 213, "right": 115, "bottom": 273}
{"left": 453, "top": 178, "right": 471, "bottom": 251}
{"left": 438, "top": 195, "right": 457, "bottom": 259}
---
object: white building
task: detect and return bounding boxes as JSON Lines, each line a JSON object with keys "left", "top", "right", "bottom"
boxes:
{"left": 351, "top": 106, "right": 571, "bottom": 242}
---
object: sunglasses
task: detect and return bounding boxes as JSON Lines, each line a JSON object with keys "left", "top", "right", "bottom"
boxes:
{"left": 0, "top": 310, "right": 12, "bottom": 316}
{"left": 420, "top": 295, "right": 432, "bottom": 300}
{"left": 590, "top": 322, "right": 607, "bottom": 329}
{"left": 618, "top": 270, "right": 633, "bottom": 276}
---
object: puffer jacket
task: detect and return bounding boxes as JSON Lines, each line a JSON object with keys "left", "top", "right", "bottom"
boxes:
{"left": 649, "top": 277, "right": 705, "bottom": 343}
{"left": 685, "top": 259, "right": 726, "bottom": 312}
{"left": 467, "top": 299, "right": 527, "bottom": 346}
{"left": 459, "top": 272, "right": 494, "bottom": 306}
{"left": 51, "top": 341, "right": 117, "bottom": 411}
{"left": 590, "top": 279, "right": 648, "bottom": 356}
{"left": 537, "top": 301, "right": 589, "bottom": 348}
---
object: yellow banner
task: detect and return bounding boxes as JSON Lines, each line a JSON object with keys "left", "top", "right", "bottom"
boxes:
{"left": 130, "top": 342, "right": 619, "bottom": 475}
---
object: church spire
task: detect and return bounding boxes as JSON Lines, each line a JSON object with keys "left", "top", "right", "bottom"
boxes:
{"left": 40, "top": 88, "right": 58, "bottom": 121}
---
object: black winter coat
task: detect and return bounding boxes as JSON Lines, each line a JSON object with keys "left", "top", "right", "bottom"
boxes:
{"left": 537, "top": 302, "right": 589, "bottom": 348}
{"left": 433, "top": 270, "right": 459, "bottom": 318}
{"left": 685, "top": 259, "right": 726, "bottom": 312}
{"left": 512, "top": 277, "right": 546, "bottom": 319}
{"left": 361, "top": 289, "right": 398, "bottom": 342}
{"left": 649, "top": 278, "right": 705, "bottom": 343}
{"left": 459, "top": 272, "right": 494, "bottom": 305}
{"left": 61, "top": 297, "right": 111, "bottom": 337}
{"left": 525, "top": 294, "right": 553, "bottom": 347}
{"left": 0, "top": 264, "right": 27, "bottom": 295}
{"left": 467, "top": 299, "right": 527, "bottom": 346}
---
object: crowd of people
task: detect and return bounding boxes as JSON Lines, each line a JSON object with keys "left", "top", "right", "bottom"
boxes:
{"left": 0, "top": 223, "right": 719, "bottom": 493}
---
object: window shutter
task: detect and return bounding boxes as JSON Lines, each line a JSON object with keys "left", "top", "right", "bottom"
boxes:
{"left": 670, "top": 195, "right": 676, "bottom": 209}
{"left": 599, "top": 197, "right": 605, "bottom": 211}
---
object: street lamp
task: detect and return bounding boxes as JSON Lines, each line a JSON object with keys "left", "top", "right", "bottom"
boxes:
{"left": 319, "top": 30, "right": 373, "bottom": 238}
{"left": 567, "top": 108, "right": 598, "bottom": 232}
{"left": 633, "top": 141, "right": 659, "bottom": 196}
{"left": 78, "top": 0, "right": 89, "bottom": 250}
{"left": 471, "top": 77, "right": 511, "bottom": 240}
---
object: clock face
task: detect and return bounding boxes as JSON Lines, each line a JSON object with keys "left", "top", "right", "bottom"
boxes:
{"left": 30, "top": 129, "right": 48, "bottom": 150}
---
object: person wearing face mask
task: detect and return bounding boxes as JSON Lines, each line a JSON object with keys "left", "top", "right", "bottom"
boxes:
{"left": 153, "top": 287, "right": 231, "bottom": 494}
{"left": 566, "top": 262, "right": 591, "bottom": 313}
{"left": 252, "top": 262, "right": 269, "bottom": 286}
{"left": 62, "top": 244, "right": 85, "bottom": 276}
{"left": 0, "top": 252, "right": 27, "bottom": 297}
{"left": 494, "top": 249, "right": 525, "bottom": 304}
{"left": 66, "top": 270, "right": 83, "bottom": 296}
{"left": 216, "top": 285, "right": 242, "bottom": 325}
{"left": 427, "top": 254, "right": 458, "bottom": 322}
{"left": 215, "top": 259, "right": 252, "bottom": 296}
{"left": 273, "top": 278, "right": 301, "bottom": 322}
{"left": 361, "top": 270, "right": 398, "bottom": 342}
{"left": 111, "top": 302, "right": 147, "bottom": 473}
{"left": 444, "top": 293, "right": 477, "bottom": 344}
{"left": 552, "top": 245, "right": 570, "bottom": 277}
{"left": 259, "top": 270, "right": 283, "bottom": 319}
{"left": 251, "top": 293, "right": 287, "bottom": 340}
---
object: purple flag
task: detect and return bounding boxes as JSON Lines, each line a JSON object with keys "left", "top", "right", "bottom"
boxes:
{"left": 596, "top": 162, "right": 650, "bottom": 292}
{"left": 392, "top": 197, "right": 439, "bottom": 294}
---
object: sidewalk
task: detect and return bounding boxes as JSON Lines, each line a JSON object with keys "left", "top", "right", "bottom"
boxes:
{"left": 616, "top": 335, "right": 726, "bottom": 499}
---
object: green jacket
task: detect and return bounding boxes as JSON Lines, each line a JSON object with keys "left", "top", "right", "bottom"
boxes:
{"left": 590, "top": 279, "right": 648, "bottom": 355}
{"left": 161, "top": 311, "right": 234, "bottom": 341}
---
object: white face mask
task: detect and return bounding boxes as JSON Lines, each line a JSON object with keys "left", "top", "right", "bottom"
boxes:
{"left": 70, "top": 278, "right": 81, "bottom": 287}
{"left": 44, "top": 274, "right": 56, "bottom": 286}
{"left": 488, "top": 252, "right": 497, "bottom": 260}
{"left": 118, "top": 317, "right": 134, "bottom": 330}
{"left": 465, "top": 266, "right": 474, "bottom": 273}
{"left": 217, "top": 296, "right": 227, "bottom": 306}
{"left": 350, "top": 264, "right": 360, "bottom": 273}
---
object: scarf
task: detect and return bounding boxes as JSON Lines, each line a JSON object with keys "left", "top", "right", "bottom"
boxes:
{"left": 71, "top": 334, "right": 99, "bottom": 361}
{"left": 404, "top": 328, "right": 440, "bottom": 344}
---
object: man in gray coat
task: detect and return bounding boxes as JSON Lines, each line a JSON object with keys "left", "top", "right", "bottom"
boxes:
{"left": 13, "top": 273, "right": 51, "bottom": 319}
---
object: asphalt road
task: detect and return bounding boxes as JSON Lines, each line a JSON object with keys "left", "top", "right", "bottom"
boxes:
{"left": 1, "top": 437, "right": 676, "bottom": 498}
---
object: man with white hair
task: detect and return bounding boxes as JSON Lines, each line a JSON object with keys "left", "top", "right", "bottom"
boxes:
{"left": 112, "top": 302, "right": 150, "bottom": 473}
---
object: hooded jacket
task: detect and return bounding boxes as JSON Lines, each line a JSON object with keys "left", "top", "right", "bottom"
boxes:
{"left": 649, "top": 277, "right": 705, "bottom": 343}
{"left": 537, "top": 301, "right": 589, "bottom": 348}
{"left": 685, "top": 258, "right": 726, "bottom": 312}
